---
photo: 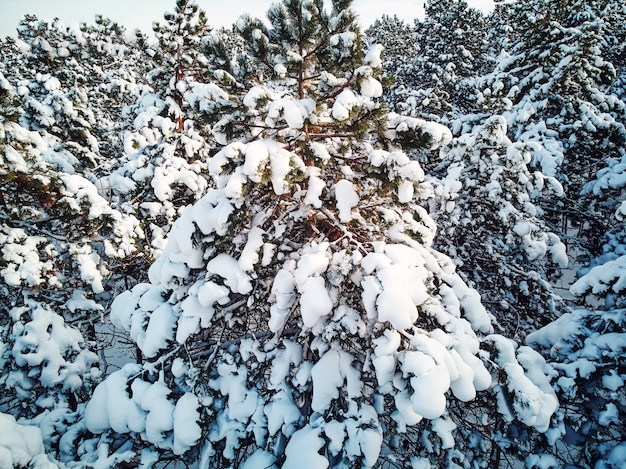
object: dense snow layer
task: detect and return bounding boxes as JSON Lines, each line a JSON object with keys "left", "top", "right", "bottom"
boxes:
{"left": 0, "top": 413, "right": 50, "bottom": 469}
{"left": 85, "top": 366, "right": 202, "bottom": 455}
{"left": 570, "top": 255, "right": 626, "bottom": 297}
{"left": 488, "top": 335, "right": 558, "bottom": 432}
{"left": 10, "top": 302, "right": 99, "bottom": 391}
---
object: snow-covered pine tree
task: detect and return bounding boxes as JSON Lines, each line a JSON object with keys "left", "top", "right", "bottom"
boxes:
{"left": 0, "top": 33, "right": 142, "bottom": 462}
{"left": 151, "top": 0, "right": 210, "bottom": 133}
{"left": 429, "top": 116, "right": 569, "bottom": 337}
{"left": 104, "top": 0, "right": 215, "bottom": 258}
{"left": 525, "top": 303, "right": 626, "bottom": 467}
{"left": 389, "top": 0, "right": 487, "bottom": 123}
{"left": 455, "top": 2, "right": 626, "bottom": 465}
{"left": 473, "top": 0, "right": 624, "bottom": 219}
{"left": 605, "top": 0, "right": 626, "bottom": 101}
{"left": 78, "top": 15, "right": 148, "bottom": 163}
{"left": 80, "top": 1, "right": 560, "bottom": 467}
{"left": 460, "top": 0, "right": 625, "bottom": 332}
{"left": 365, "top": 15, "right": 418, "bottom": 108}
{"left": 10, "top": 16, "right": 106, "bottom": 170}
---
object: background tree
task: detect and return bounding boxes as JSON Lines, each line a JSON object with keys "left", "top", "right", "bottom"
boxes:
{"left": 365, "top": 15, "right": 418, "bottom": 108}
{"left": 105, "top": 0, "right": 216, "bottom": 257}
{"left": 0, "top": 64, "right": 141, "bottom": 464}
{"left": 390, "top": 0, "right": 488, "bottom": 123}
{"left": 429, "top": 115, "right": 569, "bottom": 338}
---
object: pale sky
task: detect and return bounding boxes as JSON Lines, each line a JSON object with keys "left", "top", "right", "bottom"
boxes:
{"left": 0, "top": 0, "right": 496, "bottom": 39}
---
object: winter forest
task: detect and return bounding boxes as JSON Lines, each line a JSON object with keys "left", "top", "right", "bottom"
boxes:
{"left": 0, "top": 0, "right": 625, "bottom": 467}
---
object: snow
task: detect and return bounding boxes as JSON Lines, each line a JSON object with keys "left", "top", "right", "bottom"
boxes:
{"left": 232, "top": 139, "right": 305, "bottom": 196}
{"left": 0, "top": 412, "right": 46, "bottom": 469}
{"left": 330, "top": 31, "right": 356, "bottom": 47}
{"left": 0, "top": 228, "right": 57, "bottom": 288}
{"left": 488, "top": 335, "right": 558, "bottom": 432}
{"left": 65, "top": 289, "right": 104, "bottom": 313}
{"left": 70, "top": 244, "right": 105, "bottom": 294}
{"left": 332, "top": 89, "right": 358, "bottom": 121}
{"left": 269, "top": 267, "right": 297, "bottom": 332}
{"left": 243, "top": 85, "right": 274, "bottom": 109}
{"left": 207, "top": 253, "right": 253, "bottom": 294}
{"left": 283, "top": 425, "right": 328, "bottom": 469}
{"left": 432, "top": 417, "right": 457, "bottom": 449}
{"left": 85, "top": 364, "right": 143, "bottom": 434}
{"left": 141, "top": 303, "right": 177, "bottom": 358}
{"left": 172, "top": 393, "right": 202, "bottom": 454}
{"left": 4, "top": 145, "right": 28, "bottom": 172}
{"left": 266, "top": 97, "right": 315, "bottom": 129}
{"left": 372, "top": 330, "right": 401, "bottom": 387}
{"left": 605, "top": 442, "right": 626, "bottom": 469}
{"left": 4, "top": 6, "right": 623, "bottom": 468}
{"left": 598, "top": 403, "right": 619, "bottom": 427}
{"left": 359, "top": 75, "right": 383, "bottom": 98}
{"left": 364, "top": 43, "right": 384, "bottom": 69}
{"left": 265, "top": 390, "right": 301, "bottom": 435}
{"left": 387, "top": 113, "right": 453, "bottom": 150}
{"left": 197, "top": 280, "right": 230, "bottom": 309}
{"left": 300, "top": 276, "right": 333, "bottom": 327}
{"left": 524, "top": 454, "right": 559, "bottom": 469}
{"left": 239, "top": 227, "right": 265, "bottom": 271}
{"left": 448, "top": 348, "right": 478, "bottom": 401}
{"left": 570, "top": 255, "right": 626, "bottom": 297}
{"left": 304, "top": 167, "right": 326, "bottom": 208}
{"left": 11, "top": 303, "right": 98, "bottom": 390}
{"left": 311, "top": 348, "right": 343, "bottom": 412}
{"left": 602, "top": 370, "right": 624, "bottom": 391}
{"left": 401, "top": 352, "right": 449, "bottom": 419}
{"left": 141, "top": 378, "right": 176, "bottom": 446}
{"left": 294, "top": 244, "right": 330, "bottom": 286}
{"left": 242, "top": 449, "right": 277, "bottom": 469}
{"left": 376, "top": 263, "right": 427, "bottom": 329}
{"left": 177, "top": 294, "right": 206, "bottom": 343}
{"left": 376, "top": 285, "right": 418, "bottom": 330}
{"left": 334, "top": 179, "right": 359, "bottom": 222}
{"left": 340, "top": 403, "right": 383, "bottom": 465}
{"left": 43, "top": 76, "right": 61, "bottom": 91}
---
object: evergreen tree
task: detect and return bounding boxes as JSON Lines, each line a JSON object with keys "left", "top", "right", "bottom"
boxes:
{"left": 150, "top": 0, "right": 210, "bottom": 132}
{"left": 79, "top": 1, "right": 559, "bottom": 467}
{"left": 365, "top": 15, "right": 419, "bottom": 107}
{"left": 391, "top": 0, "right": 488, "bottom": 122}
{"left": 0, "top": 64, "right": 142, "bottom": 463}
{"left": 469, "top": 0, "right": 626, "bottom": 317}
{"left": 78, "top": 15, "right": 148, "bottom": 163}
{"left": 10, "top": 16, "right": 105, "bottom": 170}
{"left": 430, "top": 116, "right": 569, "bottom": 337}
{"left": 107, "top": 0, "right": 214, "bottom": 257}
{"left": 1, "top": 0, "right": 624, "bottom": 466}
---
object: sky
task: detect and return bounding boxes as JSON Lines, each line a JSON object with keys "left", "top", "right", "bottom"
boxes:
{"left": 0, "top": 0, "right": 497, "bottom": 39}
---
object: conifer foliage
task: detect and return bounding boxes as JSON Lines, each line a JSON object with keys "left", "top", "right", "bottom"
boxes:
{"left": 1, "top": 0, "right": 625, "bottom": 467}
{"left": 82, "top": 1, "right": 520, "bottom": 467}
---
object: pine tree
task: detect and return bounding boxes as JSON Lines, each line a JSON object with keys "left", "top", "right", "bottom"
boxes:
{"left": 79, "top": 1, "right": 560, "bottom": 467}
{"left": 468, "top": 0, "right": 626, "bottom": 315}
{"left": 151, "top": 0, "right": 210, "bottom": 132}
{"left": 78, "top": 15, "right": 148, "bottom": 163}
{"left": 430, "top": 116, "right": 569, "bottom": 337}
{"left": 365, "top": 15, "right": 419, "bottom": 108}
{"left": 460, "top": 2, "right": 626, "bottom": 465}
{"left": 0, "top": 72, "right": 140, "bottom": 468}
{"left": 391, "top": 0, "right": 488, "bottom": 122}
{"left": 10, "top": 16, "right": 107, "bottom": 170}
{"left": 108, "top": 0, "right": 214, "bottom": 257}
